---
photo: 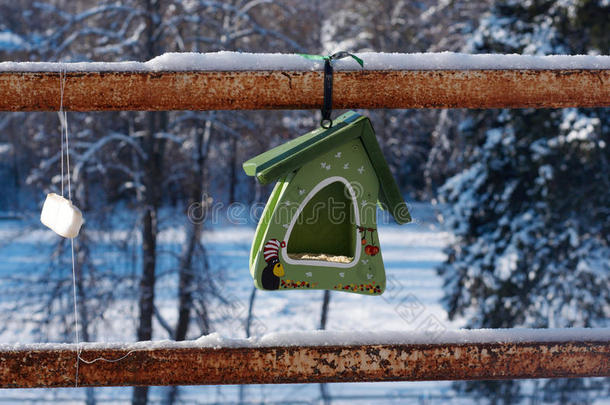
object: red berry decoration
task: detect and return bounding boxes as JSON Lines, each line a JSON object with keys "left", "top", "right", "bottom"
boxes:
{"left": 364, "top": 245, "right": 372, "bottom": 255}
{"left": 370, "top": 246, "right": 380, "bottom": 256}
{"left": 361, "top": 238, "right": 367, "bottom": 245}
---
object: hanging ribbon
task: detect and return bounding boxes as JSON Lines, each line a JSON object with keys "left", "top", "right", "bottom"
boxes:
{"left": 299, "top": 52, "right": 364, "bottom": 129}
{"left": 298, "top": 52, "right": 364, "bottom": 67}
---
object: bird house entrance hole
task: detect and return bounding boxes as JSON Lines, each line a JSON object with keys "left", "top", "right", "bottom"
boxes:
{"left": 286, "top": 179, "right": 357, "bottom": 264}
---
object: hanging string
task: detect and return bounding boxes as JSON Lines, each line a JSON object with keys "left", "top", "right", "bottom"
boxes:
{"left": 298, "top": 52, "right": 364, "bottom": 128}
{"left": 59, "top": 68, "right": 65, "bottom": 198}
{"left": 321, "top": 58, "right": 334, "bottom": 128}
{"left": 57, "top": 68, "right": 137, "bottom": 388}
{"left": 64, "top": 110, "right": 71, "bottom": 201}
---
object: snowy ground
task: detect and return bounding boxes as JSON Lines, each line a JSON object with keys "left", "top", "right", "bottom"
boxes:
{"left": 0, "top": 203, "right": 607, "bottom": 404}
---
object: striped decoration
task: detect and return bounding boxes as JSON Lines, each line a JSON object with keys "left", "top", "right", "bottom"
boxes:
{"left": 263, "top": 239, "right": 282, "bottom": 262}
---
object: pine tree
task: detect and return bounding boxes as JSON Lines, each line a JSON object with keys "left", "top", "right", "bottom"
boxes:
{"left": 438, "top": 0, "right": 610, "bottom": 402}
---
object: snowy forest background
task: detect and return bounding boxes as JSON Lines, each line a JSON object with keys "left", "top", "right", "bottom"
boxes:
{"left": 0, "top": 0, "right": 609, "bottom": 404}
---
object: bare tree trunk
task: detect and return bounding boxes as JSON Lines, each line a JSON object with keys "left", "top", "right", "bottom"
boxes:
{"left": 137, "top": 197, "right": 158, "bottom": 334}
{"left": 133, "top": 112, "right": 166, "bottom": 405}
{"left": 320, "top": 384, "right": 332, "bottom": 405}
{"left": 245, "top": 286, "right": 257, "bottom": 338}
{"left": 228, "top": 135, "right": 238, "bottom": 204}
{"left": 174, "top": 224, "right": 199, "bottom": 341}
{"left": 74, "top": 174, "right": 96, "bottom": 405}
{"left": 165, "top": 120, "right": 212, "bottom": 405}
{"left": 175, "top": 120, "right": 211, "bottom": 341}
{"left": 133, "top": 126, "right": 159, "bottom": 405}
{"left": 10, "top": 122, "right": 20, "bottom": 210}
{"left": 164, "top": 386, "right": 179, "bottom": 405}
{"left": 133, "top": 2, "right": 165, "bottom": 403}
{"left": 239, "top": 286, "right": 258, "bottom": 404}
{"left": 74, "top": 238, "right": 96, "bottom": 405}
{"left": 320, "top": 290, "right": 331, "bottom": 329}
{"left": 319, "top": 290, "right": 332, "bottom": 404}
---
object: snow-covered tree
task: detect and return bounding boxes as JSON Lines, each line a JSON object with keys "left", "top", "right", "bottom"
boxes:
{"left": 317, "top": 0, "right": 491, "bottom": 198}
{"left": 439, "top": 0, "right": 610, "bottom": 402}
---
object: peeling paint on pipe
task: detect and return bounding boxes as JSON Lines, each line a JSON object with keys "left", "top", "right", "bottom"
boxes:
{"left": 0, "top": 340, "right": 607, "bottom": 388}
{"left": 0, "top": 69, "right": 608, "bottom": 111}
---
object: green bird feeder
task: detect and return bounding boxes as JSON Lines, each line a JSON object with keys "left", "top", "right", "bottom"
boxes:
{"left": 243, "top": 111, "right": 411, "bottom": 295}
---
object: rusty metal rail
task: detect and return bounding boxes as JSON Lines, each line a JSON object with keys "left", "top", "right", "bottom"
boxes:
{"left": 0, "top": 339, "right": 607, "bottom": 388}
{"left": 0, "top": 69, "right": 609, "bottom": 111}
{"left": 1, "top": 62, "right": 609, "bottom": 389}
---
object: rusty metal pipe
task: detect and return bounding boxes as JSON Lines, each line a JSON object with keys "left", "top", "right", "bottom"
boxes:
{"left": 0, "top": 69, "right": 608, "bottom": 111}
{"left": 0, "top": 340, "right": 607, "bottom": 388}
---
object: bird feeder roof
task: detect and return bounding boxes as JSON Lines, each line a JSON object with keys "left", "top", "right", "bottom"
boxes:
{"left": 243, "top": 111, "right": 411, "bottom": 224}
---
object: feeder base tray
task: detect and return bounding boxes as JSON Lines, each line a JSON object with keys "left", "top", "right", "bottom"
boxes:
{"left": 287, "top": 253, "right": 353, "bottom": 263}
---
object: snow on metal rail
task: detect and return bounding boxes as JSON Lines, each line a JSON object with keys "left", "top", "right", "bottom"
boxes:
{"left": 0, "top": 52, "right": 609, "bottom": 110}
{"left": 0, "top": 331, "right": 608, "bottom": 388}
{"left": 0, "top": 55, "right": 609, "bottom": 388}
